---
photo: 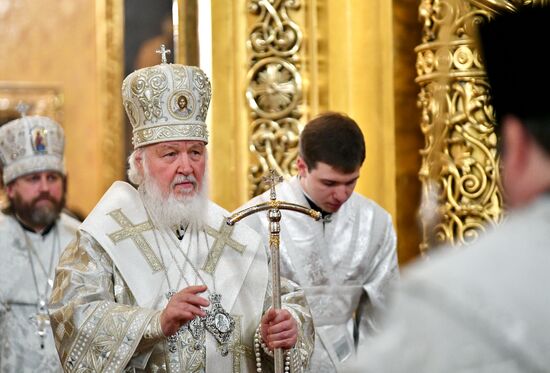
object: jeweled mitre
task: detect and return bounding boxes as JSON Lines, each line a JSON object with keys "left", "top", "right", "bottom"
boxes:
{"left": 0, "top": 116, "right": 65, "bottom": 184}
{"left": 122, "top": 63, "right": 211, "bottom": 148}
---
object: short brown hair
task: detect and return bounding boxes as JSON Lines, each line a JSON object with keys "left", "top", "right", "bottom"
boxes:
{"left": 299, "top": 112, "right": 365, "bottom": 173}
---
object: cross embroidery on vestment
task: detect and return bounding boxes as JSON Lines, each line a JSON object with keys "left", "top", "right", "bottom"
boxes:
{"left": 107, "top": 209, "right": 163, "bottom": 272}
{"left": 202, "top": 221, "right": 246, "bottom": 274}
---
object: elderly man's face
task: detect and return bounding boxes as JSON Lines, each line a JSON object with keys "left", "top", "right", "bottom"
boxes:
{"left": 140, "top": 140, "right": 206, "bottom": 199}
{"left": 6, "top": 171, "right": 65, "bottom": 230}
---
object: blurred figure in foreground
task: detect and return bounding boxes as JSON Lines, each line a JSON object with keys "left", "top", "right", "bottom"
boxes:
{"left": 348, "top": 6, "right": 550, "bottom": 373}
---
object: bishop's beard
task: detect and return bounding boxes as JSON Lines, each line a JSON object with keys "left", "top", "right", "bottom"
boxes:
{"left": 138, "top": 169, "right": 208, "bottom": 232}
{"left": 10, "top": 191, "right": 65, "bottom": 229}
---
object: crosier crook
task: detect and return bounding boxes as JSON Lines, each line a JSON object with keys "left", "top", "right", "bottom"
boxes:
{"left": 227, "top": 170, "right": 321, "bottom": 373}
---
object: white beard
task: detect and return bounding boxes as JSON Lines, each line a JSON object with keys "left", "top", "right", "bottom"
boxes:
{"left": 138, "top": 170, "right": 208, "bottom": 231}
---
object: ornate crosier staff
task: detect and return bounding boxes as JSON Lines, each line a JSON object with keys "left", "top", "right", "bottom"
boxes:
{"left": 227, "top": 170, "right": 321, "bottom": 373}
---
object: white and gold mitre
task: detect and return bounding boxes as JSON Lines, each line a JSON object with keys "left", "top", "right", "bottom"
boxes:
{"left": 0, "top": 116, "right": 65, "bottom": 185}
{"left": 122, "top": 55, "right": 211, "bottom": 148}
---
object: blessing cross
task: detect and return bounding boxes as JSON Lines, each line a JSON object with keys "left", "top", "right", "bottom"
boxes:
{"left": 28, "top": 299, "right": 50, "bottom": 349}
{"left": 156, "top": 44, "right": 171, "bottom": 64}
{"left": 227, "top": 170, "right": 321, "bottom": 373}
{"left": 203, "top": 222, "right": 246, "bottom": 274}
{"left": 107, "top": 209, "right": 162, "bottom": 272}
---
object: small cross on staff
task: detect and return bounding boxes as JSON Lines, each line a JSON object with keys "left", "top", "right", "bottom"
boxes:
{"left": 227, "top": 170, "right": 321, "bottom": 373}
{"left": 263, "top": 170, "right": 283, "bottom": 201}
{"left": 156, "top": 44, "right": 171, "bottom": 64}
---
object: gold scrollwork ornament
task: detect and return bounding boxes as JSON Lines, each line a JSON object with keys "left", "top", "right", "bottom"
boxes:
{"left": 246, "top": 0, "right": 304, "bottom": 197}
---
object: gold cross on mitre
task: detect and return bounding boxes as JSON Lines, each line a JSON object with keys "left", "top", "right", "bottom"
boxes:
{"left": 263, "top": 169, "right": 284, "bottom": 201}
{"left": 16, "top": 101, "right": 31, "bottom": 117}
{"left": 156, "top": 44, "right": 171, "bottom": 64}
{"left": 202, "top": 221, "right": 246, "bottom": 274}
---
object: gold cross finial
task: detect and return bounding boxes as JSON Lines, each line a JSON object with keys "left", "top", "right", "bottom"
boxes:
{"left": 156, "top": 44, "right": 171, "bottom": 64}
{"left": 263, "top": 170, "right": 283, "bottom": 201}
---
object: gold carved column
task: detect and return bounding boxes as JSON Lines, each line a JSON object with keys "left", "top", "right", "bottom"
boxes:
{"left": 415, "top": 0, "right": 523, "bottom": 251}
{"left": 96, "top": 0, "right": 125, "bottom": 192}
{"left": 246, "top": 0, "right": 305, "bottom": 196}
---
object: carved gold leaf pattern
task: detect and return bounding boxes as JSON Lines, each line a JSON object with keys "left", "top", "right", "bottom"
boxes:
{"left": 249, "top": 118, "right": 301, "bottom": 194}
{"left": 246, "top": 0, "right": 304, "bottom": 197}
{"left": 416, "top": 0, "right": 508, "bottom": 252}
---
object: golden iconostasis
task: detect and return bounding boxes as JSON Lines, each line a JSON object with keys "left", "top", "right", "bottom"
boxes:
{"left": 0, "top": 0, "right": 425, "bottom": 264}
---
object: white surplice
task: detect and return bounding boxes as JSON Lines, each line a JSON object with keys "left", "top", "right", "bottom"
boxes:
{"left": 350, "top": 196, "right": 550, "bottom": 373}
{"left": 239, "top": 176, "right": 399, "bottom": 372}
{"left": 0, "top": 212, "right": 79, "bottom": 372}
{"left": 49, "top": 181, "right": 314, "bottom": 372}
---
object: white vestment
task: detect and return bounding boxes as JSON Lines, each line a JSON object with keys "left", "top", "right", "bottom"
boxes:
{"left": 0, "top": 211, "right": 79, "bottom": 372}
{"left": 49, "top": 181, "right": 314, "bottom": 372}
{"left": 239, "top": 176, "right": 399, "bottom": 372}
{"left": 350, "top": 195, "right": 550, "bottom": 373}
